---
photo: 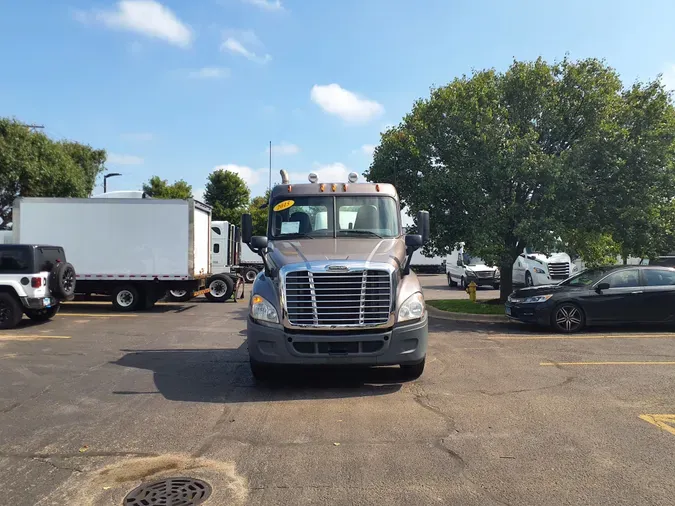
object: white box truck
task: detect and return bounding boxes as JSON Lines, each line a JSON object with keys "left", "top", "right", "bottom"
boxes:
{"left": 12, "top": 197, "right": 238, "bottom": 310}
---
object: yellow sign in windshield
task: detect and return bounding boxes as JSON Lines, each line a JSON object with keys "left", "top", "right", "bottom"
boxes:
{"left": 273, "top": 200, "right": 294, "bottom": 212}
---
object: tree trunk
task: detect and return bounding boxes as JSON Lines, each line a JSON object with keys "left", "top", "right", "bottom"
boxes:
{"left": 499, "top": 264, "right": 514, "bottom": 302}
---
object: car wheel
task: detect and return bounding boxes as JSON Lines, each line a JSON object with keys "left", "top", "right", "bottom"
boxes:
{"left": 400, "top": 359, "right": 425, "bottom": 380}
{"left": 25, "top": 304, "right": 60, "bottom": 322}
{"left": 250, "top": 358, "right": 274, "bottom": 381}
{"left": 244, "top": 267, "right": 259, "bottom": 283}
{"left": 525, "top": 272, "right": 534, "bottom": 287}
{"left": 50, "top": 262, "right": 76, "bottom": 299}
{"left": 204, "top": 275, "right": 234, "bottom": 302}
{"left": 112, "top": 285, "right": 139, "bottom": 312}
{"left": 0, "top": 293, "right": 23, "bottom": 329}
{"left": 447, "top": 274, "right": 457, "bottom": 287}
{"left": 459, "top": 277, "right": 466, "bottom": 290}
{"left": 552, "top": 303, "right": 585, "bottom": 333}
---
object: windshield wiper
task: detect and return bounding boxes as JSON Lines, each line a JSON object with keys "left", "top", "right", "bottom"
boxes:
{"left": 338, "top": 230, "right": 383, "bottom": 238}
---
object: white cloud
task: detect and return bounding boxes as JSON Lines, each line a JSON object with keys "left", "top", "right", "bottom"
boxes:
{"left": 188, "top": 67, "right": 230, "bottom": 79}
{"left": 107, "top": 153, "right": 144, "bottom": 165}
{"left": 121, "top": 132, "right": 154, "bottom": 142}
{"left": 310, "top": 84, "right": 384, "bottom": 124}
{"left": 662, "top": 64, "right": 675, "bottom": 91}
{"left": 212, "top": 164, "right": 268, "bottom": 186}
{"left": 243, "top": 0, "right": 284, "bottom": 11}
{"left": 75, "top": 0, "right": 193, "bottom": 48}
{"left": 268, "top": 142, "right": 300, "bottom": 156}
{"left": 361, "top": 144, "right": 376, "bottom": 156}
{"left": 221, "top": 30, "right": 271, "bottom": 63}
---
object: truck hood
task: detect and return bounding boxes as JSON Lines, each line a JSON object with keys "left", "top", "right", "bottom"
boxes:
{"left": 465, "top": 263, "right": 498, "bottom": 272}
{"left": 528, "top": 252, "right": 571, "bottom": 263}
{"left": 268, "top": 237, "right": 406, "bottom": 270}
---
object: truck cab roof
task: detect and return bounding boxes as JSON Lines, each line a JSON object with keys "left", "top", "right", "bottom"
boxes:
{"left": 270, "top": 182, "right": 397, "bottom": 199}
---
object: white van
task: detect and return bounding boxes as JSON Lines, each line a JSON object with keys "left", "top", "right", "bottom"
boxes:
{"left": 446, "top": 245, "right": 500, "bottom": 290}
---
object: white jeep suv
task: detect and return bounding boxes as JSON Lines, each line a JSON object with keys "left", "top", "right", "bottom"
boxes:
{"left": 0, "top": 245, "right": 76, "bottom": 329}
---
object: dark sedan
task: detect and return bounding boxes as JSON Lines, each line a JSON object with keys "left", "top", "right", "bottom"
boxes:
{"left": 505, "top": 265, "right": 675, "bottom": 333}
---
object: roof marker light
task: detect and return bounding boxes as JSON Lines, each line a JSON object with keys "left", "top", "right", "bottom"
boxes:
{"left": 331, "top": 184, "right": 337, "bottom": 192}
{"left": 320, "top": 184, "right": 325, "bottom": 192}
{"left": 287, "top": 185, "right": 292, "bottom": 192}
{"left": 376, "top": 184, "right": 380, "bottom": 191}
{"left": 348, "top": 172, "right": 358, "bottom": 183}
{"left": 343, "top": 184, "right": 348, "bottom": 191}
{"left": 308, "top": 172, "right": 318, "bottom": 183}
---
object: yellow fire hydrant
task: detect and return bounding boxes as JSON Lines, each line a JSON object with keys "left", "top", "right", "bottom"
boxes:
{"left": 466, "top": 281, "right": 478, "bottom": 302}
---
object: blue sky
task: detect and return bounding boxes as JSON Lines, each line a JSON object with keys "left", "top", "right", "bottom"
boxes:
{"left": 2, "top": 0, "right": 675, "bottom": 201}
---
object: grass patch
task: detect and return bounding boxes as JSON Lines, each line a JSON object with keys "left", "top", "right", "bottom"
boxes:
{"left": 427, "top": 299, "right": 505, "bottom": 315}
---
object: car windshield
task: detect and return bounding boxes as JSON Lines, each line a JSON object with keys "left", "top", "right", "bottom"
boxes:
{"left": 269, "top": 195, "right": 400, "bottom": 239}
{"left": 560, "top": 267, "right": 615, "bottom": 286}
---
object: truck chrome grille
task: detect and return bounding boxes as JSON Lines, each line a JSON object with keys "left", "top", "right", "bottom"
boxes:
{"left": 285, "top": 270, "right": 391, "bottom": 327}
{"left": 548, "top": 262, "right": 570, "bottom": 279}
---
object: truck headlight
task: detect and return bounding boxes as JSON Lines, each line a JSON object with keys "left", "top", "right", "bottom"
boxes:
{"left": 251, "top": 294, "right": 279, "bottom": 323}
{"left": 533, "top": 267, "right": 546, "bottom": 274}
{"left": 398, "top": 292, "right": 425, "bottom": 322}
{"left": 495, "top": 269, "right": 500, "bottom": 278}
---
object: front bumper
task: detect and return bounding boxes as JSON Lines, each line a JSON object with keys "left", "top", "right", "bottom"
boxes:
{"left": 467, "top": 275, "right": 500, "bottom": 286}
{"left": 505, "top": 301, "right": 553, "bottom": 326}
{"left": 247, "top": 315, "right": 428, "bottom": 366}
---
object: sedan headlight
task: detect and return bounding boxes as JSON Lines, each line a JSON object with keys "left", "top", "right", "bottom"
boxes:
{"left": 251, "top": 294, "right": 279, "bottom": 323}
{"left": 398, "top": 292, "right": 425, "bottom": 322}
{"left": 511, "top": 294, "right": 553, "bottom": 304}
{"left": 533, "top": 267, "right": 546, "bottom": 274}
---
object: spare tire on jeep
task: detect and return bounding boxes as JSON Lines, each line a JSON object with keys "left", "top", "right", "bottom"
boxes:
{"left": 50, "top": 262, "right": 76, "bottom": 299}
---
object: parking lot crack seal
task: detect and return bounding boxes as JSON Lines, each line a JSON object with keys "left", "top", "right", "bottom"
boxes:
{"left": 478, "top": 375, "right": 575, "bottom": 396}
{"left": 32, "top": 457, "right": 83, "bottom": 473}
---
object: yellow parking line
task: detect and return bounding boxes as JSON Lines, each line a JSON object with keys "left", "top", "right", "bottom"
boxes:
{"left": 0, "top": 335, "right": 71, "bottom": 341}
{"left": 639, "top": 415, "right": 675, "bottom": 436}
{"left": 57, "top": 313, "right": 138, "bottom": 318}
{"left": 497, "top": 333, "right": 675, "bottom": 340}
{"left": 541, "top": 361, "right": 675, "bottom": 366}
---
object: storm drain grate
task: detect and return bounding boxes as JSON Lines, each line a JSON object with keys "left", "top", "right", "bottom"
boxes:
{"left": 123, "top": 477, "right": 212, "bottom": 506}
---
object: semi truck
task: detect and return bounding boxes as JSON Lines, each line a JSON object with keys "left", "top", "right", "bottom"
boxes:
{"left": 241, "top": 170, "right": 430, "bottom": 381}
{"left": 512, "top": 248, "right": 575, "bottom": 286}
{"left": 211, "top": 220, "right": 263, "bottom": 282}
{"left": 11, "top": 197, "right": 238, "bottom": 310}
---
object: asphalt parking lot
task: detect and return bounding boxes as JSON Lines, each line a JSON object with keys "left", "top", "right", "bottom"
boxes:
{"left": 1, "top": 275, "right": 674, "bottom": 505}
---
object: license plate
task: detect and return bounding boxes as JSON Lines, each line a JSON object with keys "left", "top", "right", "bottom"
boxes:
{"left": 505, "top": 306, "right": 511, "bottom": 316}
{"left": 43, "top": 298, "right": 51, "bottom": 307}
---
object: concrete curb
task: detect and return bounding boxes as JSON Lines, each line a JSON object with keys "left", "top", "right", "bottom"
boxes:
{"left": 426, "top": 304, "right": 508, "bottom": 323}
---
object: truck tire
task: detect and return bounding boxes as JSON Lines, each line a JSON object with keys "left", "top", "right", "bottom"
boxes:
{"left": 0, "top": 292, "right": 23, "bottom": 329}
{"left": 112, "top": 285, "right": 139, "bottom": 312}
{"left": 50, "top": 262, "right": 76, "bottom": 299}
{"left": 244, "top": 267, "right": 259, "bottom": 283}
{"left": 204, "top": 274, "right": 234, "bottom": 302}
{"left": 25, "top": 304, "right": 60, "bottom": 322}
{"left": 167, "top": 290, "right": 193, "bottom": 302}
{"left": 525, "top": 271, "right": 534, "bottom": 287}
{"left": 400, "top": 359, "right": 425, "bottom": 380}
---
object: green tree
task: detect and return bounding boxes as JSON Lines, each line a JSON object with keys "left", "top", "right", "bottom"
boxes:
{"left": 204, "top": 169, "right": 251, "bottom": 224}
{"left": 249, "top": 189, "right": 271, "bottom": 236}
{"left": 0, "top": 118, "right": 104, "bottom": 229}
{"left": 367, "top": 58, "right": 675, "bottom": 300}
{"left": 142, "top": 176, "right": 193, "bottom": 199}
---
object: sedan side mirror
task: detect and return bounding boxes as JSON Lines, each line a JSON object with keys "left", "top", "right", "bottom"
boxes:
{"left": 596, "top": 282, "right": 610, "bottom": 292}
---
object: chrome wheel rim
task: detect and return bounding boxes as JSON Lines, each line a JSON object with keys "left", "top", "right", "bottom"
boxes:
{"left": 245, "top": 270, "right": 257, "bottom": 282}
{"left": 555, "top": 305, "right": 582, "bottom": 332}
{"left": 116, "top": 290, "right": 134, "bottom": 307}
{"left": 170, "top": 290, "right": 187, "bottom": 298}
{"left": 209, "top": 279, "right": 227, "bottom": 297}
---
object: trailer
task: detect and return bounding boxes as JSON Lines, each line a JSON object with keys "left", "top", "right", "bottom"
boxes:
{"left": 12, "top": 197, "right": 237, "bottom": 310}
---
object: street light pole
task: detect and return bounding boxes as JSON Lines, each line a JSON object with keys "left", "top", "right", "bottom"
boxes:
{"left": 103, "top": 173, "right": 122, "bottom": 193}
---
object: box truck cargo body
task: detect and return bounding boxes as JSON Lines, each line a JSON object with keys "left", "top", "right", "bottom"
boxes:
{"left": 12, "top": 198, "right": 212, "bottom": 310}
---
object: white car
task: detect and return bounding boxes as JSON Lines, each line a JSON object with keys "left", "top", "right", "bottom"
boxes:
{"left": 447, "top": 251, "right": 500, "bottom": 290}
{"left": 512, "top": 250, "right": 574, "bottom": 287}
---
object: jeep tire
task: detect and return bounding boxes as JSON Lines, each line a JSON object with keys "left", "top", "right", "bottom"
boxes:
{"left": 50, "top": 262, "right": 76, "bottom": 299}
{"left": 0, "top": 293, "right": 23, "bottom": 329}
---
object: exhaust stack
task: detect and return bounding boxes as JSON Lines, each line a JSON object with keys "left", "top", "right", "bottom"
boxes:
{"left": 280, "top": 170, "right": 290, "bottom": 184}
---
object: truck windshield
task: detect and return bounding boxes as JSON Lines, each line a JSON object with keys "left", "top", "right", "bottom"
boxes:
{"left": 270, "top": 196, "right": 400, "bottom": 239}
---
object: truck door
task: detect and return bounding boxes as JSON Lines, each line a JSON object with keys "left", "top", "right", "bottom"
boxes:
{"left": 211, "top": 225, "right": 226, "bottom": 272}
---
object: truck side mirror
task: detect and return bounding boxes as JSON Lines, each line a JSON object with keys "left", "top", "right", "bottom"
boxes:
{"left": 405, "top": 234, "right": 423, "bottom": 251}
{"left": 417, "top": 210, "right": 430, "bottom": 244}
{"left": 250, "top": 236, "right": 268, "bottom": 250}
{"left": 241, "top": 213, "right": 253, "bottom": 244}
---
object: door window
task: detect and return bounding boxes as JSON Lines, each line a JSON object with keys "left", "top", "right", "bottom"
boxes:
{"left": 602, "top": 269, "right": 641, "bottom": 288}
{"left": 643, "top": 269, "right": 675, "bottom": 286}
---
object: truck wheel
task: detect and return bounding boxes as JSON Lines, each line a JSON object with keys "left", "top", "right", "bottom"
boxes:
{"left": 25, "top": 304, "right": 60, "bottom": 322}
{"left": 250, "top": 358, "right": 274, "bottom": 381}
{"left": 447, "top": 274, "right": 457, "bottom": 287}
{"left": 50, "top": 262, "right": 76, "bottom": 299}
{"left": 0, "top": 293, "right": 23, "bottom": 329}
{"left": 400, "top": 359, "right": 425, "bottom": 380}
{"left": 525, "top": 272, "right": 534, "bottom": 287}
{"left": 112, "top": 285, "right": 139, "bottom": 312}
{"left": 205, "top": 275, "right": 234, "bottom": 302}
{"left": 244, "top": 267, "right": 259, "bottom": 283}
{"left": 167, "top": 290, "right": 193, "bottom": 302}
